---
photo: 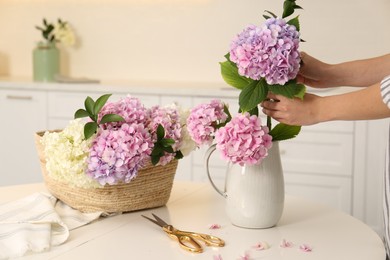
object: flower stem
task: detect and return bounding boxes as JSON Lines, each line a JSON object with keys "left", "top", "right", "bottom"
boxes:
{"left": 267, "top": 115, "right": 272, "bottom": 130}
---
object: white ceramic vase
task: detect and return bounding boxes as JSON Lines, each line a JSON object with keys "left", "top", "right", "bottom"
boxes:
{"left": 205, "top": 141, "right": 284, "bottom": 228}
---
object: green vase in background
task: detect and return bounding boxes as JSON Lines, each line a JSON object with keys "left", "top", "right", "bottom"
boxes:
{"left": 33, "top": 42, "right": 59, "bottom": 82}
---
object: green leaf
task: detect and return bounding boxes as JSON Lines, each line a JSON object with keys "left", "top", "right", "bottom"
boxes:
{"left": 283, "top": 0, "right": 295, "bottom": 18}
{"left": 282, "top": 0, "right": 303, "bottom": 18}
{"left": 220, "top": 60, "right": 254, "bottom": 90}
{"left": 216, "top": 104, "right": 233, "bottom": 128}
{"left": 84, "top": 121, "right": 98, "bottom": 140}
{"left": 85, "top": 97, "right": 95, "bottom": 117}
{"left": 151, "top": 145, "right": 164, "bottom": 156}
{"left": 264, "top": 10, "right": 277, "bottom": 18}
{"left": 175, "top": 151, "right": 184, "bottom": 160}
{"left": 162, "top": 146, "right": 174, "bottom": 153}
{"left": 239, "top": 79, "right": 268, "bottom": 112}
{"left": 99, "top": 114, "right": 124, "bottom": 124}
{"left": 151, "top": 155, "right": 160, "bottom": 166}
{"left": 156, "top": 124, "right": 165, "bottom": 140}
{"left": 248, "top": 106, "right": 259, "bottom": 116}
{"left": 270, "top": 123, "right": 301, "bottom": 141}
{"left": 223, "top": 104, "right": 233, "bottom": 121}
{"left": 74, "top": 109, "right": 90, "bottom": 119}
{"left": 161, "top": 138, "right": 175, "bottom": 147}
{"left": 268, "top": 81, "right": 306, "bottom": 99}
{"left": 294, "top": 84, "right": 306, "bottom": 100}
{"left": 287, "top": 16, "right": 300, "bottom": 31}
{"left": 94, "top": 94, "right": 112, "bottom": 115}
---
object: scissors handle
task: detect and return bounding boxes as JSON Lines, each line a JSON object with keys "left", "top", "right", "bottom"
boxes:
{"left": 163, "top": 225, "right": 225, "bottom": 253}
{"left": 191, "top": 233, "right": 225, "bottom": 247}
{"left": 163, "top": 226, "right": 203, "bottom": 253}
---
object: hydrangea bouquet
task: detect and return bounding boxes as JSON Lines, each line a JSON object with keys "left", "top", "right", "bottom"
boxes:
{"left": 187, "top": 0, "right": 305, "bottom": 166}
{"left": 41, "top": 94, "right": 197, "bottom": 189}
{"left": 35, "top": 18, "right": 75, "bottom": 46}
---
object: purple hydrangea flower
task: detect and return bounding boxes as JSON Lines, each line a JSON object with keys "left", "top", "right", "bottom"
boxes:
{"left": 186, "top": 100, "right": 229, "bottom": 146}
{"left": 215, "top": 113, "right": 272, "bottom": 166}
{"left": 229, "top": 17, "right": 300, "bottom": 85}
{"left": 148, "top": 105, "right": 182, "bottom": 166}
{"left": 86, "top": 123, "right": 153, "bottom": 185}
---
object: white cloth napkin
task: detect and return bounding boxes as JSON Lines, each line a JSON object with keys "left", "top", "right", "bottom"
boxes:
{"left": 0, "top": 192, "right": 103, "bottom": 259}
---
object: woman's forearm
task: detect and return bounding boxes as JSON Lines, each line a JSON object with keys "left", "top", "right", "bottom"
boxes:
{"left": 317, "top": 83, "right": 390, "bottom": 122}
{"left": 329, "top": 54, "right": 390, "bottom": 87}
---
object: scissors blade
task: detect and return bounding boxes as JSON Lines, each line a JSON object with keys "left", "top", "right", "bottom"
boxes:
{"left": 142, "top": 214, "right": 164, "bottom": 227}
{"left": 151, "top": 213, "right": 170, "bottom": 226}
{"left": 142, "top": 213, "right": 170, "bottom": 227}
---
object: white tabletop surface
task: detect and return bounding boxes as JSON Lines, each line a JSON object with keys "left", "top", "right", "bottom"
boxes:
{"left": 0, "top": 181, "right": 385, "bottom": 260}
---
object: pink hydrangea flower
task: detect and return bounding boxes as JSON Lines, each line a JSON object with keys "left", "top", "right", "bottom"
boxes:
{"left": 215, "top": 113, "right": 272, "bottom": 166}
{"left": 86, "top": 123, "right": 153, "bottom": 185}
{"left": 187, "top": 100, "right": 228, "bottom": 146}
{"left": 147, "top": 105, "right": 182, "bottom": 166}
{"left": 98, "top": 95, "right": 148, "bottom": 129}
{"left": 230, "top": 18, "right": 300, "bottom": 85}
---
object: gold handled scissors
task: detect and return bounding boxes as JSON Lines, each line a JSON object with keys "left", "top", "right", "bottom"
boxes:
{"left": 142, "top": 213, "right": 225, "bottom": 253}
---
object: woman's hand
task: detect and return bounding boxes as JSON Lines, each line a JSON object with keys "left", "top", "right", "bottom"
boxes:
{"left": 297, "top": 52, "right": 336, "bottom": 88}
{"left": 261, "top": 92, "right": 322, "bottom": 126}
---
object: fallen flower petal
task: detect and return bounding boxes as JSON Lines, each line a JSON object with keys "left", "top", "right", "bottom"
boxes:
{"left": 238, "top": 251, "right": 251, "bottom": 260}
{"left": 299, "top": 244, "right": 312, "bottom": 252}
{"left": 209, "top": 223, "right": 222, "bottom": 229}
{"left": 213, "top": 254, "right": 223, "bottom": 260}
{"left": 280, "top": 239, "right": 293, "bottom": 248}
{"left": 253, "top": 241, "right": 270, "bottom": 250}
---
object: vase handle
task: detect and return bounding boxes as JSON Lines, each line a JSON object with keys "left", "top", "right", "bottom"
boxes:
{"left": 204, "top": 144, "right": 227, "bottom": 198}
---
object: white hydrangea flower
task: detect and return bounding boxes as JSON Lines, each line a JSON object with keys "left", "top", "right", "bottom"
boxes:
{"left": 177, "top": 107, "right": 197, "bottom": 156}
{"left": 41, "top": 119, "right": 102, "bottom": 189}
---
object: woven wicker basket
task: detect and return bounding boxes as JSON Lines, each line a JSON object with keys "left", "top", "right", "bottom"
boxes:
{"left": 34, "top": 131, "right": 178, "bottom": 213}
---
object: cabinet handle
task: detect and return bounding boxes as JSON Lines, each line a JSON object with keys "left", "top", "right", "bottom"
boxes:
{"left": 6, "top": 95, "right": 33, "bottom": 100}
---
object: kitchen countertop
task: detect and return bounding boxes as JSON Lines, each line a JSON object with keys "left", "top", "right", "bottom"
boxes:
{"left": 0, "top": 181, "right": 385, "bottom": 260}
{"left": 0, "top": 76, "right": 355, "bottom": 98}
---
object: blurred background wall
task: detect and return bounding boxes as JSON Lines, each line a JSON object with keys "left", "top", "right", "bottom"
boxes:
{"left": 0, "top": 0, "right": 389, "bottom": 83}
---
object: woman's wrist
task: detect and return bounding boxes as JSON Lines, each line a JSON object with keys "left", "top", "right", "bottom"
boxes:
{"left": 323, "top": 63, "right": 345, "bottom": 87}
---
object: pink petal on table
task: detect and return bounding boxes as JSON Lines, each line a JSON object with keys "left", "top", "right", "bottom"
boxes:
{"left": 209, "top": 223, "right": 222, "bottom": 229}
{"left": 213, "top": 254, "right": 223, "bottom": 260}
{"left": 252, "top": 241, "right": 270, "bottom": 250}
{"left": 280, "top": 239, "right": 294, "bottom": 248}
{"left": 238, "top": 251, "right": 251, "bottom": 260}
{"left": 299, "top": 244, "right": 312, "bottom": 252}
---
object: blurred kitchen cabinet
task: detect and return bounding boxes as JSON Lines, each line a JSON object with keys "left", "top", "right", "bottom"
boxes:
{"left": 0, "top": 89, "right": 47, "bottom": 186}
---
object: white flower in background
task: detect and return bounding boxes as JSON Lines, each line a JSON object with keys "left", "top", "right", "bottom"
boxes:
{"left": 36, "top": 18, "right": 76, "bottom": 46}
{"left": 53, "top": 21, "right": 75, "bottom": 46}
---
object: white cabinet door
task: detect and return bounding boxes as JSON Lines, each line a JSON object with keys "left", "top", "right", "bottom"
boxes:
{"left": 284, "top": 173, "right": 352, "bottom": 213}
{"left": 0, "top": 89, "right": 47, "bottom": 186}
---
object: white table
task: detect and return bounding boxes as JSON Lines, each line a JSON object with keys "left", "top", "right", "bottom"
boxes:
{"left": 0, "top": 181, "right": 385, "bottom": 260}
